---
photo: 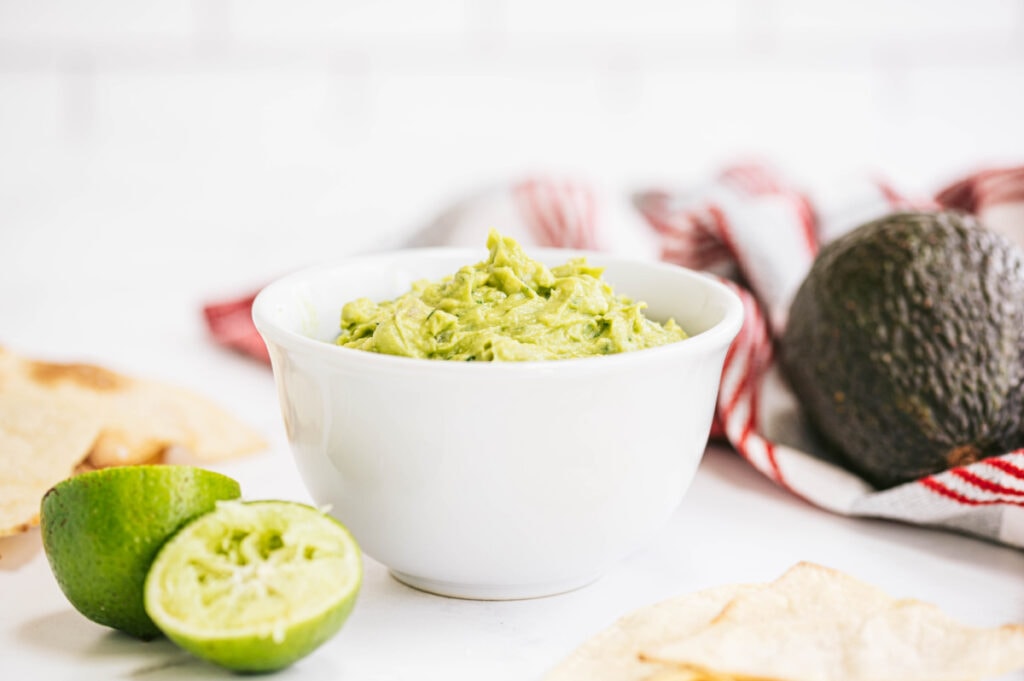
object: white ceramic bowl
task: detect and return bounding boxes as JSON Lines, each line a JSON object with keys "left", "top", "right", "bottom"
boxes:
{"left": 252, "top": 247, "right": 743, "bottom": 600}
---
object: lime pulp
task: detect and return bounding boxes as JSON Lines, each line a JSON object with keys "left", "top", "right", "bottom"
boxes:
{"left": 143, "top": 500, "right": 362, "bottom": 672}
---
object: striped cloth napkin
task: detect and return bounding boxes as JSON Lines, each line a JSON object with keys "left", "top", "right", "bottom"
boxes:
{"left": 205, "top": 164, "right": 1024, "bottom": 549}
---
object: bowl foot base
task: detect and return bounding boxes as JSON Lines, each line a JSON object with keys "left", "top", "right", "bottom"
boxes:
{"left": 389, "top": 569, "right": 603, "bottom": 600}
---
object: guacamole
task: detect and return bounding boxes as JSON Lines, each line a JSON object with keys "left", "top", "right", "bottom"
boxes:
{"left": 336, "top": 230, "right": 687, "bottom": 361}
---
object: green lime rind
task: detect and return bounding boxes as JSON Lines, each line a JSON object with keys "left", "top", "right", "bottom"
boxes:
{"left": 40, "top": 465, "right": 242, "bottom": 639}
{"left": 144, "top": 500, "right": 362, "bottom": 673}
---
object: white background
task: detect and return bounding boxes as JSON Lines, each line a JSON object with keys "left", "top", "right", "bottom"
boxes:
{"left": 3, "top": 0, "right": 1024, "bottom": 302}
{"left": 3, "top": 2, "right": 1024, "bottom": 679}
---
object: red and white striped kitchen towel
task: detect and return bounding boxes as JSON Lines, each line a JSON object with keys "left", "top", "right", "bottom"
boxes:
{"left": 205, "top": 164, "right": 1024, "bottom": 549}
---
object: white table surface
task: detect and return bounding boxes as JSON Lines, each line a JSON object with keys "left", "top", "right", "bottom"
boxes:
{"left": 4, "top": 243, "right": 1024, "bottom": 680}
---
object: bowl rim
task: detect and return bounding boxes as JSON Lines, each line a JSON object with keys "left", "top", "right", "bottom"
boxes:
{"left": 251, "top": 246, "right": 745, "bottom": 374}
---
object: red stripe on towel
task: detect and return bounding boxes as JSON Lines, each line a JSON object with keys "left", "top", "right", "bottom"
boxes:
{"left": 984, "top": 456, "right": 1024, "bottom": 480}
{"left": 951, "top": 468, "right": 1024, "bottom": 497}
{"left": 920, "top": 477, "right": 1024, "bottom": 508}
{"left": 202, "top": 294, "right": 270, "bottom": 363}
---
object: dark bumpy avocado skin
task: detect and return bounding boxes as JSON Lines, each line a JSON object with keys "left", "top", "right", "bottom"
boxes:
{"left": 782, "top": 211, "right": 1024, "bottom": 489}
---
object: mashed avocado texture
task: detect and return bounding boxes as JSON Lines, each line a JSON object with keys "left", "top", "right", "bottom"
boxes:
{"left": 336, "top": 230, "right": 687, "bottom": 361}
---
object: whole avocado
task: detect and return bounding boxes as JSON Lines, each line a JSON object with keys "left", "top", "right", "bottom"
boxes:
{"left": 782, "top": 211, "right": 1024, "bottom": 489}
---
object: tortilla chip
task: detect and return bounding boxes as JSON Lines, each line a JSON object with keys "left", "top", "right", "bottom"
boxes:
{"left": 0, "top": 347, "right": 266, "bottom": 536}
{"left": 544, "top": 584, "right": 760, "bottom": 681}
{"left": 641, "top": 562, "right": 1024, "bottom": 681}
{"left": 0, "top": 395, "right": 101, "bottom": 536}
{"left": 547, "top": 563, "right": 1024, "bottom": 681}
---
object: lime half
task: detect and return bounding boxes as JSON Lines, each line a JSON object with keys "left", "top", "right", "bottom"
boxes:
{"left": 40, "top": 465, "right": 242, "bottom": 639}
{"left": 144, "top": 500, "right": 362, "bottom": 672}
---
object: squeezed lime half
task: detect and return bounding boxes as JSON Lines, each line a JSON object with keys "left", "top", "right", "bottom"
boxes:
{"left": 143, "top": 500, "right": 362, "bottom": 672}
{"left": 40, "top": 465, "right": 242, "bottom": 639}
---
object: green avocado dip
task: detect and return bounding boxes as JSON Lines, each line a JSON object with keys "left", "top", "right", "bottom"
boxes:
{"left": 335, "top": 230, "right": 687, "bottom": 361}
